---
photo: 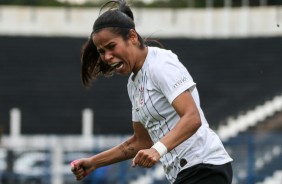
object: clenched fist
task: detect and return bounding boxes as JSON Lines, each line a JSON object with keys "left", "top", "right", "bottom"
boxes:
{"left": 132, "top": 148, "right": 161, "bottom": 168}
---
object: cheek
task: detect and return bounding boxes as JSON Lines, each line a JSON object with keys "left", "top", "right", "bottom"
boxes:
{"left": 117, "top": 42, "right": 130, "bottom": 54}
{"left": 115, "top": 46, "right": 125, "bottom": 55}
{"left": 121, "top": 47, "right": 132, "bottom": 60}
{"left": 99, "top": 55, "right": 105, "bottom": 62}
{"left": 113, "top": 43, "right": 132, "bottom": 63}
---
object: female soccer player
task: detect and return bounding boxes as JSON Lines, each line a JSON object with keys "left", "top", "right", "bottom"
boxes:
{"left": 71, "top": 0, "right": 233, "bottom": 183}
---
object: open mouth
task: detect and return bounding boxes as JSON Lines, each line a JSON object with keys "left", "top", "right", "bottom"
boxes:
{"left": 110, "top": 62, "right": 123, "bottom": 70}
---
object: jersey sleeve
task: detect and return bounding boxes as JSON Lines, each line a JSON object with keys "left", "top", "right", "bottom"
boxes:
{"left": 150, "top": 51, "right": 196, "bottom": 104}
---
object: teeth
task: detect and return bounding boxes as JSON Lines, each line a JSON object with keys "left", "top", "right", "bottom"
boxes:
{"left": 110, "top": 63, "right": 119, "bottom": 67}
{"left": 116, "top": 63, "right": 123, "bottom": 70}
{"left": 110, "top": 62, "right": 123, "bottom": 71}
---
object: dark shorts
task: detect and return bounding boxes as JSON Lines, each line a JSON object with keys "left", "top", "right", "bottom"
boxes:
{"left": 173, "top": 162, "right": 233, "bottom": 184}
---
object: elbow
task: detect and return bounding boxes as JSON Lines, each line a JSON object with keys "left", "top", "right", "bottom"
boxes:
{"left": 181, "top": 112, "right": 201, "bottom": 136}
{"left": 191, "top": 113, "right": 202, "bottom": 133}
{"left": 140, "top": 135, "right": 153, "bottom": 148}
{"left": 133, "top": 133, "right": 153, "bottom": 150}
{"left": 195, "top": 116, "right": 202, "bottom": 131}
{"left": 143, "top": 139, "right": 153, "bottom": 149}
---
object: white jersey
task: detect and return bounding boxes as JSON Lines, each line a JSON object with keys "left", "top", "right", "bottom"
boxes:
{"left": 127, "top": 47, "right": 232, "bottom": 183}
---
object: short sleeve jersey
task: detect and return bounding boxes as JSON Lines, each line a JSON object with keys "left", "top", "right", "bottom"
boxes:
{"left": 127, "top": 47, "right": 232, "bottom": 183}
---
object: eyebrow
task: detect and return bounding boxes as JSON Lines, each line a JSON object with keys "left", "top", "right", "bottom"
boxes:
{"left": 97, "top": 42, "right": 115, "bottom": 53}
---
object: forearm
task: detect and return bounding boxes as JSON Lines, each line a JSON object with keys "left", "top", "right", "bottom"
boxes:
{"left": 160, "top": 114, "right": 201, "bottom": 152}
{"left": 156, "top": 90, "right": 202, "bottom": 153}
{"left": 90, "top": 134, "right": 152, "bottom": 169}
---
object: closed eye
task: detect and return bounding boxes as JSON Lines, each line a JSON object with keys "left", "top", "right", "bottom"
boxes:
{"left": 106, "top": 43, "right": 115, "bottom": 50}
{"left": 97, "top": 48, "right": 105, "bottom": 55}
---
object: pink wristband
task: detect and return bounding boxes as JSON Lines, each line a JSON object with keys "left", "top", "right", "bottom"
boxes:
{"left": 71, "top": 160, "right": 78, "bottom": 166}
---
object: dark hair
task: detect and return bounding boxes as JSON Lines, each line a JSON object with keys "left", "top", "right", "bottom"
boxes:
{"left": 80, "top": 0, "right": 145, "bottom": 87}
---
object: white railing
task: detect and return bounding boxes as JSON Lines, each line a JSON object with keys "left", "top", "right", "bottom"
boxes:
{"left": 0, "top": 6, "right": 281, "bottom": 38}
{"left": 217, "top": 93, "right": 282, "bottom": 141}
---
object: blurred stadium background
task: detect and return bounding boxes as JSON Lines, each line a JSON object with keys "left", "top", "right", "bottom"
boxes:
{"left": 0, "top": 0, "right": 282, "bottom": 183}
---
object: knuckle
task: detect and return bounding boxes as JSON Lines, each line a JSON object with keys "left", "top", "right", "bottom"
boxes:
{"left": 148, "top": 156, "right": 155, "bottom": 162}
{"left": 139, "top": 150, "right": 145, "bottom": 155}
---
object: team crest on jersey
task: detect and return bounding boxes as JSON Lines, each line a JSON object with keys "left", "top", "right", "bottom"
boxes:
{"left": 138, "top": 86, "right": 145, "bottom": 106}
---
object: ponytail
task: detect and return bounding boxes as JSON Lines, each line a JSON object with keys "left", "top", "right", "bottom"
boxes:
{"left": 80, "top": 35, "right": 114, "bottom": 87}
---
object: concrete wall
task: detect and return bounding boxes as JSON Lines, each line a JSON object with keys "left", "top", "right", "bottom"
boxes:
{"left": 0, "top": 6, "right": 281, "bottom": 38}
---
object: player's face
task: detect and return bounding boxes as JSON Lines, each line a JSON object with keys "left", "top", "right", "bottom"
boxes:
{"left": 92, "top": 28, "right": 137, "bottom": 76}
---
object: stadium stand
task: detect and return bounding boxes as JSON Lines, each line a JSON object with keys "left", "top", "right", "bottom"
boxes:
{"left": 224, "top": 131, "right": 282, "bottom": 184}
{"left": 257, "top": 170, "right": 282, "bottom": 184}
{"left": 1, "top": 36, "right": 282, "bottom": 134}
{"left": 217, "top": 94, "right": 282, "bottom": 141}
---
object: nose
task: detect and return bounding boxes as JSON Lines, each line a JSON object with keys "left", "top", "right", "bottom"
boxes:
{"left": 104, "top": 51, "right": 113, "bottom": 64}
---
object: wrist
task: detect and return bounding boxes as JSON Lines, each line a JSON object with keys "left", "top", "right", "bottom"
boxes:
{"left": 152, "top": 141, "right": 168, "bottom": 157}
{"left": 88, "top": 157, "right": 98, "bottom": 171}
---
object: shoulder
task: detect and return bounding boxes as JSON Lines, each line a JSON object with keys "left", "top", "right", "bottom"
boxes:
{"left": 145, "top": 47, "right": 186, "bottom": 88}
{"left": 148, "top": 47, "right": 178, "bottom": 62}
{"left": 147, "top": 47, "right": 179, "bottom": 72}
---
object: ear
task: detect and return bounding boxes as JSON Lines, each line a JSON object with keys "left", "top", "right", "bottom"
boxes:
{"left": 129, "top": 29, "right": 138, "bottom": 45}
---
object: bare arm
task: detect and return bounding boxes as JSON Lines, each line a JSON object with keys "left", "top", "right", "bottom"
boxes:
{"left": 71, "top": 122, "right": 153, "bottom": 180}
{"left": 89, "top": 122, "right": 153, "bottom": 168}
{"left": 160, "top": 90, "right": 201, "bottom": 151}
{"left": 132, "top": 90, "right": 201, "bottom": 167}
